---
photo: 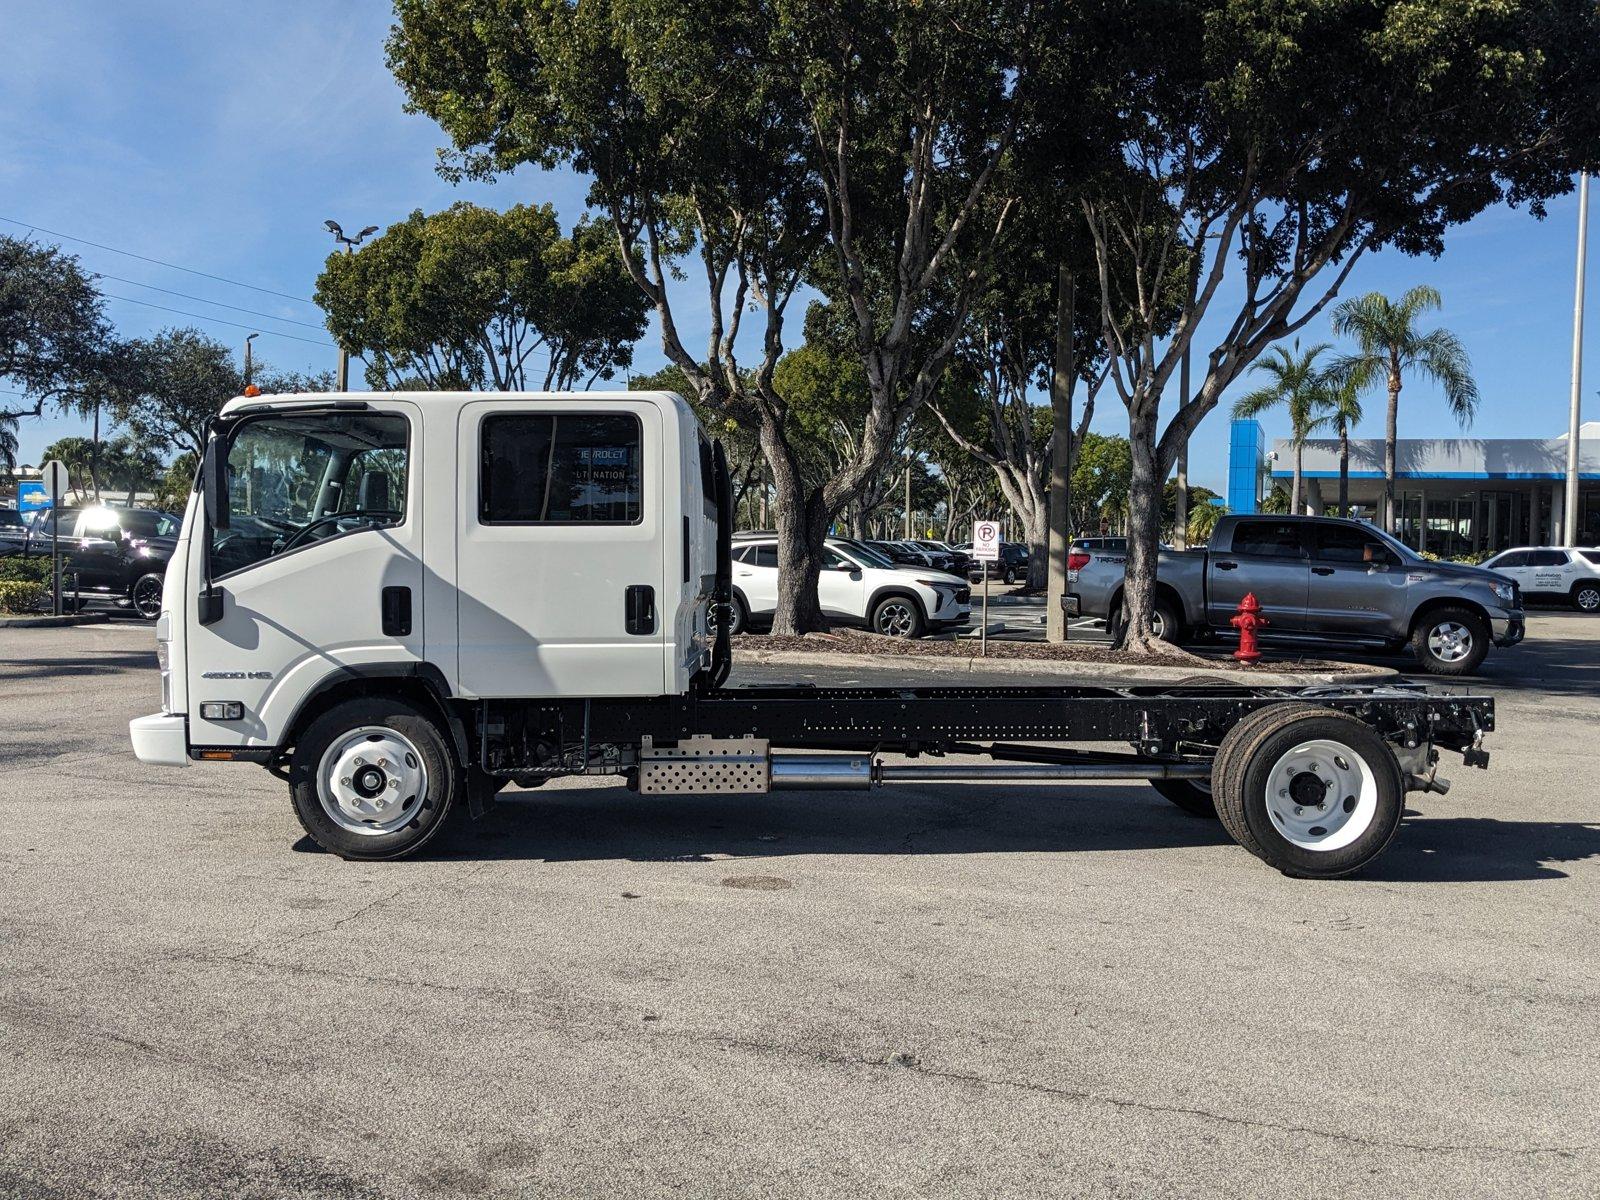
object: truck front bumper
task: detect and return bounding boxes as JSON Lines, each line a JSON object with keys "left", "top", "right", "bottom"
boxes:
{"left": 1492, "top": 615, "right": 1525, "bottom": 647}
{"left": 130, "top": 713, "right": 188, "bottom": 767}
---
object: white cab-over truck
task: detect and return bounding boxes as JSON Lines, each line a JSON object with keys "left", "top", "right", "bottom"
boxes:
{"left": 130, "top": 391, "right": 1497, "bottom": 878}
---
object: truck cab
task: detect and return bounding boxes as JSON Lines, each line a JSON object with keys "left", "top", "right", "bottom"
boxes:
{"left": 132, "top": 389, "right": 719, "bottom": 792}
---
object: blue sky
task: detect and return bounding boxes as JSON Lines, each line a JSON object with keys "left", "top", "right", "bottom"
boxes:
{"left": 3, "top": 1, "right": 1594, "bottom": 496}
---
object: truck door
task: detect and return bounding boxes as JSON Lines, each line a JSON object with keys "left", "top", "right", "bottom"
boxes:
{"left": 1305, "top": 523, "right": 1411, "bottom": 638}
{"left": 1206, "top": 519, "right": 1310, "bottom": 631}
{"left": 187, "top": 403, "right": 423, "bottom": 749}
{"left": 456, "top": 400, "right": 665, "bottom": 698}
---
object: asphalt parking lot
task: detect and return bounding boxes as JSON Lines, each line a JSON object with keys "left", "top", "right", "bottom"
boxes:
{"left": 2, "top": 615, "right": 1598, "bottom": 1198}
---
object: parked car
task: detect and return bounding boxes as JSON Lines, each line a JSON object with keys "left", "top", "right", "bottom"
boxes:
{"left": 909, "top": 539, "right": 971, "bottom": 576}
{"left": 1480, "top": 546, "right": 1600, "bottom": 612}
{"left": 865, "top": 539, "right": 931, "bottom": 567}
{"left": 728, "top": 534, "right": 970, "bottom": 637}
{"left": 4, "top": 505, "right": 180, "bottom": 618}
{"left": 0, "top": 506, "right": 27, "bottom": 555}
{"left": 1069, "top": 514, "right": 1524, "bottom": 675}
{"left": 953, "top": 541, "right": 1031, "bottom": 584}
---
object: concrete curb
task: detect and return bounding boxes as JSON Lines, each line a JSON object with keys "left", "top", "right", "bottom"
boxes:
{"left": 733, "top": 647, "right": 1398, "bottom": 686}
{"left": 0, "top": 613, "right": 112, "bottom": 629}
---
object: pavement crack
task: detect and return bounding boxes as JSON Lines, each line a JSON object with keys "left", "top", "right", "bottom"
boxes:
{"left": 231, "top": 884, "right": 410, "bottom": 962}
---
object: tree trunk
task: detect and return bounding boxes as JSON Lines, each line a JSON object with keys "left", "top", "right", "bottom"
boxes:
{"left": 1045, "top": 264, "right": 1075, "bottom": 641}
{"left": 763, "top": 424, "right": 830, "bottom": 635}
{"left": 1384, "top": 371, "right": 1402, "bottom": 533}
{"left": 1116, "top": 401, "right": 1175, "bottom": 654}
{"left": 1023, "top": 506, "right": 1048, "bottom": 591}
{"left": 1338, "top": 423, "right": 1350, "bottom": 518}
{"left": 90, "top": 401, "right": 102, "bottom": 502}
{"left": 1173, "top": 346, "right": 1190, "bottom": 549}
{"left": 1291, "top": 444, "right": 1303, "bottom": 515}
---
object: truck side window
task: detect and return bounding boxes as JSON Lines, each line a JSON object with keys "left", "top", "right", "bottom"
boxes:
{"left": 1314, "top": 525, "right": 1391, "bottom": 565}
{"left": 480, "top": 413, "right": 642, "bottom": 525}
{"left": 214, "top": 412, "right": 409, "bottom": 577}
{"left": 1230, "top": 521, "right": 1306, "bottom": 558}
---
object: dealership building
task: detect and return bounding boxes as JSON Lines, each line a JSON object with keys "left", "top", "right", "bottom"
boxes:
{"left": 1227, "top": 418, "right": 1600, "bottom": 554}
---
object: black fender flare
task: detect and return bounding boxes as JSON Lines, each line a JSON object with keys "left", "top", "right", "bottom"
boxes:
{"left": 865, "top": 585, "right": 929, "bottom": 624}
{"left": 274, "top": 662, "right": 469, "bottom": 767}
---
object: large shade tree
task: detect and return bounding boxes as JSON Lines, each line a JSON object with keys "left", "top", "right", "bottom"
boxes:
{"left": 1330, "top": 286, "right": 1477, "bottom": 533}
{"left": 315, "top": 203, "right": 648, "bottom": 391}
{"left": 388, "top": 0, "right": 1048, "bottom": 633}
{"left": 1050, "top": 0, "right": 1600, "bottom": 651}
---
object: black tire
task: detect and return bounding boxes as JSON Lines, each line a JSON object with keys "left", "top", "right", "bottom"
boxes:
{"left": 1151, "top": 778, "right": 1216, "bottom": 818}
{"left": 288, "top": 697, "right": 461, "bottom": 860}
{"left": 1410, "top": 606, "right": 1489, "bottom": 676}
{"left": 872, "top": 593, "right": 926, "bottom": 639}
{"left": 709, "top": 593, "right": 749, "bottom": 637}
{"left": 1003, "top": 566, "right": 1017, "bottom": 585}
{"left": 1108, "top": 597, "right": 1181, "bottom": 644}
{"left": 1214, "top": 706, "right": 1404, "bottom": 878}
{"left": 1573, "top": 582, "right": 1600, "bottom": 613}
{"left": 130, "top": 571, "right": 164, "bottom": 619}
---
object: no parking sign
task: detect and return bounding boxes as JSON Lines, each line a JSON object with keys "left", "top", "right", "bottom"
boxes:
{"left": 972, "top": 520, "right": 1000, "bottom": 563}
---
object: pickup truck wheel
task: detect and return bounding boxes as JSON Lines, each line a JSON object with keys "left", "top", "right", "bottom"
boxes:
{"left": 289, "top": 697, "right": 460, "bottom": 860}
{"left": 1151, "top": 778, "right": 1216, "bottom": 818}
{"left": 1214, "top": 707, "right": 1404, "bottom": 878}
{"left": 873, "top": 595, "right": 925, "bottom": 639}
{"left": 131, "top": 572, "right": 164, "bottom": 619}
{"left": 1109, "top": 598, "right": 1180, "bottom": 644}
{"left": 1411, "top": 607, "right": 1489, "bottom": 675}
{"left": 1572, "top": 582, "right": 1600, "bottom": 613}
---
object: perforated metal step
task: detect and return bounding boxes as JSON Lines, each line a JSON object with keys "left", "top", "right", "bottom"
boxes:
{"left": 638, "top": 737, "right": 770, "bottom": 794}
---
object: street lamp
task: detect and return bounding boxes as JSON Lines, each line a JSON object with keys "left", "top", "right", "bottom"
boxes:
{"left": 324, "top": 220, "right": 380, "bottom": 390}
{"left": 244, "top": 331, "right": 259, "bottom": 387}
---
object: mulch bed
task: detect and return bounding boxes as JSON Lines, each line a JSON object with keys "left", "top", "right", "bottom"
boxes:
{"left": 731, "top": 630, "right": 1365, "bottom": 674}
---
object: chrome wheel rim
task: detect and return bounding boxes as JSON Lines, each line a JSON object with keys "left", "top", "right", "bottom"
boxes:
{"left": 875, "top": 601, "right": 917, "bottom": 637}
{"left": 1427, "top": 620, "right": 1473, "bottom": 663}
{"left": 1578, "top": 587, "right": 1600, "bottom": 612}
{"left": 133, "top": 577, "right": 163, "bottom": 619}
{"left": 316, "top": 726, "right": 428, "bottom": 836}
{"left": 1265, "top": 738, "right": 1377, "bottom": 852}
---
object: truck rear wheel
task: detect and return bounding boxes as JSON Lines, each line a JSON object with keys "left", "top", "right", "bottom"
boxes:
{"left": 288, "top": 697, "right": 461, "bottom": 860}
{"left": 1109, "top": 598, "right": 1180, "bottom": 644}
{"left": 1213, "top": 706, "right": 1404, "bottom": 878}
{"left": 1410, "top": 607, "right": 1489, "bottom": 675}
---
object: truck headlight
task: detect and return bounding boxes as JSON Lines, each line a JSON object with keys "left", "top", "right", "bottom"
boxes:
{"left": 1491, "top": 582, "right": 1514, "bottom": 606}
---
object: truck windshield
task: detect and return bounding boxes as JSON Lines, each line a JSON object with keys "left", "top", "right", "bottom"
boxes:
{"left": 212, "top": 411, "right": 408, "bottom": 576}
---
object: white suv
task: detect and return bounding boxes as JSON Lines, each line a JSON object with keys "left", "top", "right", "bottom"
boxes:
{"left": 1481, "top": 546, "right": 1600, "bottom": 612}
{"left": 727, "top": 535, "right": 971, "bottom": 637}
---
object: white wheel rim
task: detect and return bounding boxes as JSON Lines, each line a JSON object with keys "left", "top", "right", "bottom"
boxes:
{"left": 317, "top": 726, "right": 429, "bottom": 836}
{"left": 1265, "top": 738, "right": 1378, "bottom": 852}
{"left": 1427, "top": 620, "right": 1473, "bottom": 662}
{"left": 877, "top": 602, "right": 915, "bottom": 637}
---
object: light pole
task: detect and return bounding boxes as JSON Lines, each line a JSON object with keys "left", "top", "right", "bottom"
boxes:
{"left": 244, "top": 332, "right": 259, "bottom": 387}
{"left": 1566, "top": 174, "right": 1589, "bottom": 546}
{"left": 324, "top": 219, "right": 379, "bottom": 390}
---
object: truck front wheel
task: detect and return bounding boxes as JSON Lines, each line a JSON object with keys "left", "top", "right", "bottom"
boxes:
{"left": 1410, "top": 607, "right": 1489, "bottom": 676}
{"left": 288, "top": 697, "right": 461, "bottom": 860}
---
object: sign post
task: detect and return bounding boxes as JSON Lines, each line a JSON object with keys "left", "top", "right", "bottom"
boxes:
{"left": 40, "top": 459, "right": 69, "bottom": 617}
{"left": 972, "top": 520, "right": 1001, "bottom": 657}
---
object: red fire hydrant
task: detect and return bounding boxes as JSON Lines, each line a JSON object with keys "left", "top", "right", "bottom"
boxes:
{"left": 1231, "top": 592, "right": 1268, "bottom": 663}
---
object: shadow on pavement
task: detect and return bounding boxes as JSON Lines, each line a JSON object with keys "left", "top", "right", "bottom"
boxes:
{"left": 0, "top": 650, "right": 156, "bottom": 678}
{"left": 301, "top": 783, "right": 1600, "bottom": 884}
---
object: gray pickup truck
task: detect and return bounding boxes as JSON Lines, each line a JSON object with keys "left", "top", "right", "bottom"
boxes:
{"left": 1070, "top": 514, "right": 1524, "bottom": 674}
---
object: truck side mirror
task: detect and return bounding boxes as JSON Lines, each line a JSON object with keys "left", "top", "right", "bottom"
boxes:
{"left": 202, "top": 437, "right": 230, "bottom": 531}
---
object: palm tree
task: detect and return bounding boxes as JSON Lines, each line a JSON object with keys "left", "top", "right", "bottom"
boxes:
{"left": 0, "top": 416, "right": 17, "bottom": 475}
{"left": 1331, "top": 285, "right": 1478, "bottom": 533}
{"left": 1308, "top": 373, "right": 1364, "bottom": 518}
{"left": 1187, "top": 500, "right": 1225, "bottom": 543}
{"left": 1231, "top": 340, "right": 1331, "bottom": 515}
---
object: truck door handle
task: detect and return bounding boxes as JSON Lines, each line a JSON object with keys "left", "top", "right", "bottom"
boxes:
{"left": 625, "top": 584, "right": 656, "bottom": 635}
{"left": 1312, "top": 566, "right": 1334, "bottom": 576}
{"left": 1216, "top": 561, "right": 1238, "bottom": 571}
{"left": 381, "top": 586, "right": 412, "bottom": 636}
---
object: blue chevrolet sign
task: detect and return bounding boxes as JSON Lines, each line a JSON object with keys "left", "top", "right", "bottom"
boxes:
{"left": 16, "top": 480, "right": 48, "bottom": 515}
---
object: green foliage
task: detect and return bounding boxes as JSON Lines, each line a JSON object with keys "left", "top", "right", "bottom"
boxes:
{"left": 111, "top": 328, "right": 240, "bottom": 461}
{"left": 1070, "top": 432, "right": 1132, "bottom": 532}
{"left": 0, "top": 580, "right": 48, "bottom": 614}
{"left": 152, "top": 452, "right": 198, "bottom": 514}
{"left": 1187, "top": 502, "right": 1226, "bottom": 544}
{"left": 315, "top": 203, "right": 647, "bottom": 391}
{"left": 0, "top": 556, "right": 52, "bottom": 584}
{"left": 0, "top": 236, "right": 111, "bottom": 429}
{"left": 1260, "top": 484, "right": 1291, "bottom": 515}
